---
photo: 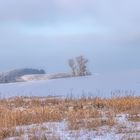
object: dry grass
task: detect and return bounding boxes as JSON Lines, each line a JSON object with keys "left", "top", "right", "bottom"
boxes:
{"left": 0, "top": 127, "right": 24, "bottom": 140}
{"left": 0, "top": 95, "right": 139, "bottom": 139}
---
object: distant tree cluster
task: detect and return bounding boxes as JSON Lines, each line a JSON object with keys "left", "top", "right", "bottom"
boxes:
{"left": 68, "top": 56, "right": 91, "bottom": 76}
{"left": 0, "top": 68, "right": 46, "bottom": 83}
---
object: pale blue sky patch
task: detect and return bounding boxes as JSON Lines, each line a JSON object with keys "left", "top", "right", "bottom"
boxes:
{"left": 21, "top": 19, "right": 109, "bottom": 37}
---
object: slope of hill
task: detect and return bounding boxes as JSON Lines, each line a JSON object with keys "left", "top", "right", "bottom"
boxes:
{"left": 20, "top": 73, "right": 72, "bottom": 81}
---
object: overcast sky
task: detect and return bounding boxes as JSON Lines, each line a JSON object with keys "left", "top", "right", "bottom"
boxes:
{"left": 0, "top": 0, "right": 140, "bottom": 73}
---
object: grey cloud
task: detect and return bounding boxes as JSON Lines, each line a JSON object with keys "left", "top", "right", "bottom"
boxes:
{"left": 0, "top": 0, "right": 140, "bottom": 36}
{"left": 0, "top": 0, "right": 140, "bottom": 59}
{"left": 0, "top": 0, "right": 57, "bottom": 21}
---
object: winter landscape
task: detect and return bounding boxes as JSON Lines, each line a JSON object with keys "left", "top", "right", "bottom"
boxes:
{"left": 0, "top": 68, "right": 140, "bottom": 140}
{"left": 0, "top": 0, "right": 140, "bottom": 140}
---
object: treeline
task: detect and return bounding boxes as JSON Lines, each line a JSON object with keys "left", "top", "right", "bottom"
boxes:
{"left": 0, "top": 68, "right": 45, "bottom": 83}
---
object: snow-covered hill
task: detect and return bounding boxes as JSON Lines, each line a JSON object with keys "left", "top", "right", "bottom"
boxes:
{"left": 20, "top": 73, "right": 72, "bottom": 81}
{"left": 0, "top": 71, "right": 140, "bottom": 98}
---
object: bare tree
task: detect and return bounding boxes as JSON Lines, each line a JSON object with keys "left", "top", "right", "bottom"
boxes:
{"left": 76, "top": 56, "right": 88, "bottom": 76}
{"left": 68, "top": 56, "right": 91, "bottom": 76}
{"left": 68, "top": 59, "right": 77, "bottom": 76}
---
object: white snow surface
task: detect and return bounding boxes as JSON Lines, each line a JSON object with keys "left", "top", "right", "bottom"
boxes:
{"left": 0, "top": 71, "right": 140, "bottom": 98}
{"left": 20, "top": 73, "right": 72, "bottom": 81}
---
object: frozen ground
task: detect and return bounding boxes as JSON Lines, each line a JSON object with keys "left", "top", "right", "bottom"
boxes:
{"left": 0, "top": 70, "right": 140, "bottom": 98}
{"left": 5, "top": 114, "right": 140, "bottom": 140}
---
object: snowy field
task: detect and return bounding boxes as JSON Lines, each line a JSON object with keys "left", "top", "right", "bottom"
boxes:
{"left": 5, "top": 116, "right": 140, "bottom": 140}
{"left": 0, "top": 70, "right": 140, "bottom": 98}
